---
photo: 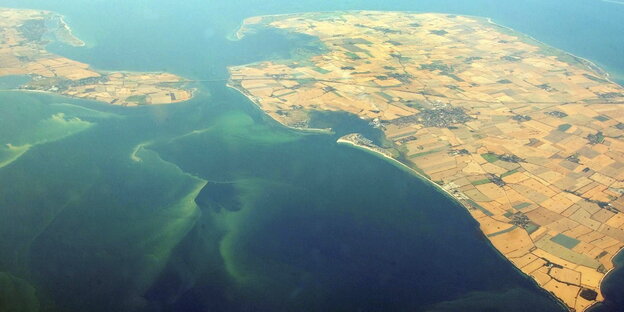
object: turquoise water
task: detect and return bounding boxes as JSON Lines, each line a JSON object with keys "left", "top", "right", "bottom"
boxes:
{"left": 0, "top": 0, "right": 622, "bottom": 311}
{"left": 2, "top": 0, "right": 622, "bottom": 83}
{"left": 0, "top": 76, "right": 30, "bottom": 89}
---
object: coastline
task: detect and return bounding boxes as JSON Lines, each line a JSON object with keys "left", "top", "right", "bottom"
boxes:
{"left": 0, "top": 84, "right": 196, "bottom": 107}
{"left": 587, "top": 252, "right": 624, "bottom": 311}
{"left": 56, "top": 15, "right": 86, "bottom": 47}
{"left": 233, "top": 10, "right": 623, "bottom": 89}
{"left": 336, "top": 135, "right": 572, "bottom": 312}
{"left": 228, "top": 57, "right": 604, "bottom": 312}
{"left": 485, "top": 18, "right": 622, "bottom": 88}
{"left": 337, "top": 136, "right": 479, "bottom": 217}
{"left": 225, "top": 80, "right": 333, "bottom": 135}
{"left": 485, "top": 16, "right": 624, "bottom": 311}
{"left": 227, "top": 11, "right": 624, "bottom": 311}
{"left": 0, "top": 7, "right": 196, "bottom": 107}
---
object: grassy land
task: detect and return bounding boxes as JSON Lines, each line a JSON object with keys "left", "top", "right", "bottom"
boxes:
{"left": 409, "top": 148, "right": 441, "bottom": 158}
{"left": 501, "top": 169, "right": 519, "bottom": 178}
{"left": 481, "top": 153, "right": 499, "bottom": 163}
{"left": 471, "top": 178, "right": 492, "bottom": 186}
{"left": 557, "top": 124, "right": 572, "bottom": 132}
{"left": 126, "top": 94, "right": 148, "bottom": 105}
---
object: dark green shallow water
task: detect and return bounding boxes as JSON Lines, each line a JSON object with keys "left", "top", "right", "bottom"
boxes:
{"left": 0, "top": 0, "right": 622, "bottom": 311}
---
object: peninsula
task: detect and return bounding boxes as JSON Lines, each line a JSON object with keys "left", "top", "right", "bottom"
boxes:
{"left": 0, "top": 8, "right": 193, "bottom": 106}
{"left": 228, "top": 11, "right": 624, "bottom": 311}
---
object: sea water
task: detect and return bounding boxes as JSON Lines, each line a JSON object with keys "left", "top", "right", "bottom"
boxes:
{"left": 0, "top": 0, "right": 622, "bottom": 311}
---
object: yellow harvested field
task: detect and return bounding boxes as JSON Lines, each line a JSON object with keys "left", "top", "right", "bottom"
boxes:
{"left": 228, "top": 11, "right": 624, "bottom": 311}
{"left": 0, "top": 8, "right": 193, "bottom": 106}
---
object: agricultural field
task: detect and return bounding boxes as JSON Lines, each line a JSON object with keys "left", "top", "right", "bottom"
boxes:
{"left": 229, "top": 11, "right": 624, "bottom": 311}
{"left": 0, "top": 8, "right": 192, "bottom": 106}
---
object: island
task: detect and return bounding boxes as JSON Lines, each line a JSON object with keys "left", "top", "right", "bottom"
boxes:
{"left": 0, "top": 8, "right": 193, "bottom": 106}
{"left": 228, "top": 11, "right": 624, "bottom": 311}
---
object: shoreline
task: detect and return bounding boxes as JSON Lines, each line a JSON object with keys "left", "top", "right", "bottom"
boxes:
{"left": 0, "top": 7, "right": 196, "bottom": 107}
{"left": 56, "top": 15, "right": 86, "bottom": 47}
{"left": 337, "top": 136, "right": 478, "bottom": 215}
{"left": 0, "top": 86, "right": 196, "bottom": 107}
{"left": 587, "top": 251, "right": 624, "bottom": 311}
{"left": 485, "top": 16, "right": 624, "bottom": 311}
{"left": 228, "top": 11, "right": 622, "bottom": 311}
{"left": 485, "top": 17, "right": 623, "bottom": 88}
{"left": 232, "top": 10, "right": 623, "bottom": 89}
{"left": 229, "top": 59, "right": 600, "bottom": 312}
{"left": 336, "top": 136, "right": 572, "bottom": 312}
{"left": 225, "top": 80, "right": 333, "bottom": 135}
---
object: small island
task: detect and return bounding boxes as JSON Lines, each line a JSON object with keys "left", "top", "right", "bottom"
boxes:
{"left": 229, "top": 11, "right": 624, "bottom": 311}
{"left": 0, "top": 8, "right": 193, "bottom": 106}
